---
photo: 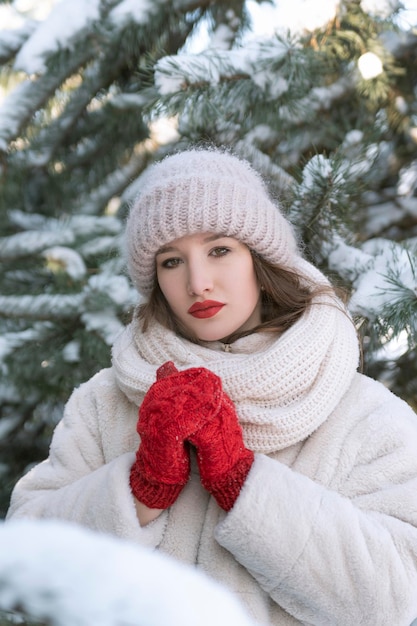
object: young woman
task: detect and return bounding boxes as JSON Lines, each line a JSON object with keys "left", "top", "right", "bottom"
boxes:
{"left": 7, "top": 149, "right": 417, "bottom": 625}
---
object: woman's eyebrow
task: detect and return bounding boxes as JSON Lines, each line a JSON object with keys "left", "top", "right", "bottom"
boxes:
{"left": 156, "top": 234, "right": 230, "bottom": 256}
{"left": 203, "top": 233, "right": 228, "bottom": 243}
{"left": 156, "top": 244, "right": 176, "bottom": 256}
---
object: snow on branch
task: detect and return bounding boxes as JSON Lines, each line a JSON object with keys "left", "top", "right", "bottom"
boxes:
{"left": 234, "top": 139, "right": 296, "bottom": 192}
{"left": 78, "top": 236, "right": 121, "bottom": 259}
{"left": 0, "top": 268, "right": 132, "bottom": 313}
{"left": 13, "top": 0, "right": 101, "bottom": 75}
{"left": 69, "top": 215, "right": 122, "bottom": 237}
{"left": 73, "top": 152, "right": 149, "bottom": 215}
{"left": 0, "top": 6, "right": 37, "bottom": 63}
{"left": 81, "top": 308, "right": 125, "bottom": 345}
{"left": 109, "top": 0, "right": 169, "bottom": 28}
{"left": 9, "top": 0, "right": 170, "bottom": 77}
{"left": 42, "top": 246, "right": 87, "bottom": 280}
{"left": 288, "top": 153, "right": 361, "bottom": 239}
{"left": 0, "top": 47, "right": 92, "bottom": 149}
{"left": 83, "top": 273, "right": 136, "bottom": 345}
{"left": 303, "top": 74, "right": 355, "bottom": 112}
{"left": 0, "top": 519, "right": 257, "bottom": 626}
{"left": 154, "top": 37, "right": 291, "bottom": 95}
{"left": 8, "top": 210, "right": 53, "bottom": 231}
{"left": 0, "top": 323, "right": 54, "bottom": 370}
{"left": 0, "top": 294, "right": 84, "bottom": 320}
{"left": 0, "top": 230, "right": 75, "bottom": 260}
{"left": 1, "top": 213, "right": 122, "bottom": 262}
{"left": 326, "top": 234, "right": 417, "bottom": 349}
{"left": 328, "top": 238, "right": 416, "bottom": 315}
{"left": 277, "top": 75, "right": 354, "bottom": 125}
{"left": 0, "top": 79, "right": 43, "bottom": 152}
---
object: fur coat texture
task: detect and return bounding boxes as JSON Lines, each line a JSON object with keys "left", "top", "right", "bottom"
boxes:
{"left": 7, "top": 306, "right": 417, "bottom": 626}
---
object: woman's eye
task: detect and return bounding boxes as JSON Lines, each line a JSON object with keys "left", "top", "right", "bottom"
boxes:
{"left": 210, "top": 247, "right": 230, "bottom": 257}
{"left": 161, "top": 257, "right": 182, "bottom": 268}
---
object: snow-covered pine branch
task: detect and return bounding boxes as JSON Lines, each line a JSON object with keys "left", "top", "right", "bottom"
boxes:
{"left": 234, "top": 139, "right": 296, "bottom": 193}
{"left": 0, "top": 323, "right": 54, "bottom": 371}
{"left": 0, "top": 293, "right": 84, "bottom": 320}
{"left": 154, "top": 36, "right": 297, "bottom": 96}
{"left": 0, "top": 6, "right": 37, "bottom": 64}
{"left": 73, "top": 151, "right": 151, "bottom": 216}
{"left": 1, "top": 268, "right": 133, "bottom": 317}
{"left": 2, "top": 212, "right": 122, "bottom": 255}
{"left": 0, "top": 0, "right": 172, "bottom": 152}
{"left": 329, "top": 237, "right": 417, "bottom": 316}
{"left": 0, "top": 44, "right": 94, "bottom": 151}
{"left": 0, "top": 230, "right": 75, "bottom": 260}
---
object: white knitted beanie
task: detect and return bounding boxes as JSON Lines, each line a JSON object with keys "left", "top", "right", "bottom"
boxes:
{"left": 126, "top": 148, "right": 300, "bottom": 296}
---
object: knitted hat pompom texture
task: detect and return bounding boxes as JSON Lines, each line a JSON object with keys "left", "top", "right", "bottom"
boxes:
{"left": 126, "top": 148, "right": 299, "bottom": 296}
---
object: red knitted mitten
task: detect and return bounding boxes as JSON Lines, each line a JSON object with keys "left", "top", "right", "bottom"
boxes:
{"left": 130, "top": 361, "right": 222, "bottom": 509}
{"left": 188, "top": 392, "right": 254, "bottom": 511}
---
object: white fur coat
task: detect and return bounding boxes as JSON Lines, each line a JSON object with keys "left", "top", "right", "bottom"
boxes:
{"left": 7, "top": 313, "right": 417, "bottom": 625}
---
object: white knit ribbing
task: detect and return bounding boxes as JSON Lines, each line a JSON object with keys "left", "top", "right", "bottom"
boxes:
{"left": 111, "top": 293, "right": 359, "bottom": 454}
{"left": 125, "top": 149, "right": 298, "bottom": 296}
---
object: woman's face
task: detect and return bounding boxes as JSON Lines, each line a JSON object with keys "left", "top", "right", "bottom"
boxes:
{"left": 156, "top": 232, "right": 262, "bottom": 342}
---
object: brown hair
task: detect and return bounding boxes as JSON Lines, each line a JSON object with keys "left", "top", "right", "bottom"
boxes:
{"left": 136, "top": 250, "right": 340, "bottom": 345}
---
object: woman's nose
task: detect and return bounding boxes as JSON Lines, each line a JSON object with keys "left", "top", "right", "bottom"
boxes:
{"left": 186, "top": 262, "right": 214, "bottom": 296}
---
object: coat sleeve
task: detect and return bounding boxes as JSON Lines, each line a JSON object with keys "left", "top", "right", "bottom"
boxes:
{"left": 214, "top": 390, "right": 417, "bottom": 626}
{"left": 6, "top": 371, "right": 167, "bottom": 548}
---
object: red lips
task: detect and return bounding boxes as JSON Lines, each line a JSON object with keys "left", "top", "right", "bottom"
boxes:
{"left": 188, "top": 300, "right": 225, "bottom": 319}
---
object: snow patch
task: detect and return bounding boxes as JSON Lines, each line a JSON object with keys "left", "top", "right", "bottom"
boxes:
{"left": 0, "top": 519, "right": 256, "bottom": 626}
{"left": 14, "top": 0, "right": 101, "bottom": 74}
{"left": 361, "top": 0, "right": 401, "bottom": 19}
{"left": 62, "top": 340, "right": 81, "bottom": 363}
{"left": 110, "top": 0, "right": 159, "bottom": 27}
{"left": 42, "top": 246, "right": 87, "bottom": 280}
{"left": 81, "top": 309, "right": 124, "bottom": 345}
{"left": 327, "top": 236, "right": 417, "bottom": 318}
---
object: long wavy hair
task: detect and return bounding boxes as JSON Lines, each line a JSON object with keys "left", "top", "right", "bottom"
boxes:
{"left": 135, "top": 248, "right": 341, "bottom": 345}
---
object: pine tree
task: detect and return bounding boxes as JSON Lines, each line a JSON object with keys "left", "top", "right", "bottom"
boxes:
{"left": 0, "top": 0, "right": 416, "bottom": 526}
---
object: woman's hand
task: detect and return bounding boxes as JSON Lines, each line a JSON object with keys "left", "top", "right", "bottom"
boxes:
{"left": 130, "top": 361, "right": 222, "bottom": 511}
{"left": 133, "top": 497, "right": 164, "bottom": 527}
{"left": 130, "top": 360, "right": 253, "bottom": 518}
{"left": 188, "top": 391, "right": 254, "bottom": 511}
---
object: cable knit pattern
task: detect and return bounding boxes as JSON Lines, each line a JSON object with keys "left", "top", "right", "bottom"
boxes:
{"left": 125, "top": 149, "right": 298, "bottom": 296}
{"left": 112, "top": 291, "right": 360, "bottom": 453}
{"left": 130, "top": 364, "right": 224, "bottom": 509}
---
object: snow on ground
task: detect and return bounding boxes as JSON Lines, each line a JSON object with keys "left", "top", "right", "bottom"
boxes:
{"left": 0, "top": 519, "right": 258, "bottom": 626}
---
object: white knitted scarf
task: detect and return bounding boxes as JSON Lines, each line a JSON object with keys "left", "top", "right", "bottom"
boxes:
{"left": 112, "top": 296, "right": 359, "bottom": 454}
